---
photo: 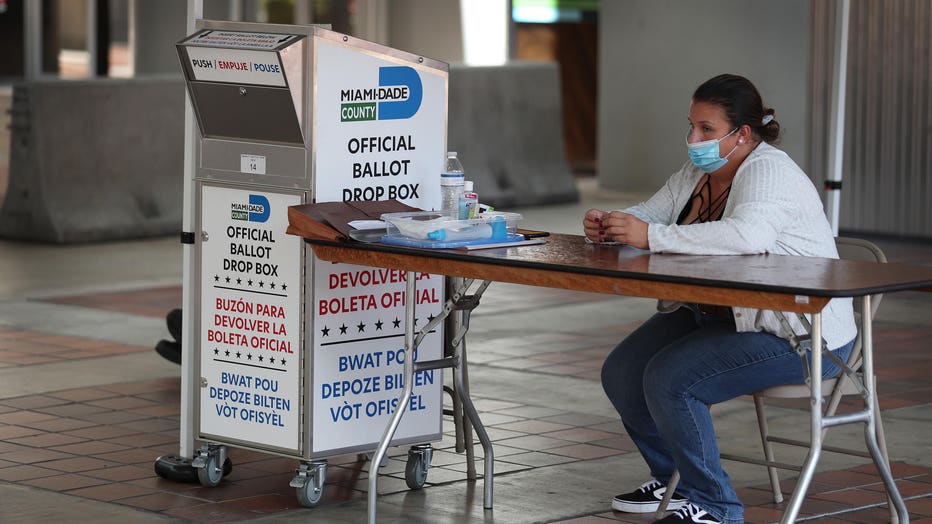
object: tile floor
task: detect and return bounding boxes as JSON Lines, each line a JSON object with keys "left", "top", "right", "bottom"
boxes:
{"left": 2, "top": 280, "right": 931, "bottom": 522}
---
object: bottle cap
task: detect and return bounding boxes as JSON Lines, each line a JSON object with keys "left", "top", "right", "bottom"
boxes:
{"left": 464, "top": 181, "right": 474, "bottom": 191}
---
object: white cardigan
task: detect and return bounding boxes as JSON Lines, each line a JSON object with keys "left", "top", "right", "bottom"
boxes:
{"left": 623, "top": 141, "right": 857, "bottom": 350}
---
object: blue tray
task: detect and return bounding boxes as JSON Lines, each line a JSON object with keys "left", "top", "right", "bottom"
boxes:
{"left": 379, "top": 233, "right": 526, "bottom": 249}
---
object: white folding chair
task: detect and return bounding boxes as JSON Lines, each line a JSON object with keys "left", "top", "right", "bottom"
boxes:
{"left": 658, "top": 237, "right": 897, "bottom": 523}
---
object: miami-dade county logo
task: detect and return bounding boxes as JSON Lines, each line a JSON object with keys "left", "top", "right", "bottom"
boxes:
{"left": 340, "top": 66, "right": 422, "bottom": 122}
{"left": 231, "top": 194, "right": 270, "bottom": 222}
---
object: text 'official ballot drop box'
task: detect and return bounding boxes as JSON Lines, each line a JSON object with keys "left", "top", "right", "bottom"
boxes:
{"left": 174, "top": 20, "right": 448, "bottom": 503}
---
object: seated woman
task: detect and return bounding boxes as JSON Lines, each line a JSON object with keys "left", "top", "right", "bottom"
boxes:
{"left": 585, "top": 74, "right": 856, "bottom": 524}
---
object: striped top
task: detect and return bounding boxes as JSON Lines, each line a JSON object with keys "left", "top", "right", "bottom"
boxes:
{"left": 623, "top": 141, "right": 857, "bottom": 349}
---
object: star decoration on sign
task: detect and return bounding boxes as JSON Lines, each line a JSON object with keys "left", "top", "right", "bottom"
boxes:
{"left": 214, "top": 275, "right": 220, "bottom": 282}
{"left": 236, "top": 351, "right": 242, "bottom": 359}
{"left": 225, "top": 349, "right": 231, "bottom": 357}
{"left": 427, "top": 314, "right": 435, "bottom": 323}
{"left": 214, "top": 348, "right": 219, "bottom": 355}
{"left": 374, "top": 320, "right": 383, "bottom": 331}
{"left": 282, "top": 284, "right": 288, "bottom": 291}
{"left": 280, "top": 358, "right": 287, "bottom": 366}
{"left": 321, "top": 326, "right": 330, "bottom": 337}
{"left": 339, "top": 324, "right": 348, "bottom": 335}
{"left": 270, "top": 282, "right": 276, "bottom": 289}
{"left": 259, "top": 280, "right": 265, "bottom": 288}
{"left": 357, "top": 322, "right": 366, "bottom": 333}
{"left": 393, "top": 318, "right": 402, "bottom": 328}
{"left": 236, "top": 277, "right": 242, "bottom": 285}
{"left": 247, "top": 353, "right": 253, "bottom": 361}
{"left": 247, "top": 279, "right": 254, "bottom": 287}
{"left": 225, "top": 276, "right": 231, "bottom": 283}
{"left": 258, "top": 355, "right": 265, "bottom": 362}
{"left": 270, "top": 357, "right": 276, "bottom": 364}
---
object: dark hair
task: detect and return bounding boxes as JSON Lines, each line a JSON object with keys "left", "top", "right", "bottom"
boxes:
{"left": 692, "top": 74, "right": 780, "bottom": 144}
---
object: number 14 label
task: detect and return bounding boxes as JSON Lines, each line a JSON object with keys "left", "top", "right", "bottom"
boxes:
{"left": 241, "top": 154, "right": 267, "bottom": 175}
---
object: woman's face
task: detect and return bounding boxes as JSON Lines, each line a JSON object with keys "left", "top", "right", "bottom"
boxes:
{"left": 686, "top": 100, "right": 736, "bottom": 144}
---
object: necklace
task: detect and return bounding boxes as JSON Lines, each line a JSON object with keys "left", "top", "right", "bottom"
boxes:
{"left": 678, "top": 175, "right": 732, "bottom": 225}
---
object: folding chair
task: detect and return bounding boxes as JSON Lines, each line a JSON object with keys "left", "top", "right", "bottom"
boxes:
{"left": 658, "top": 237, "right": 897, "bottom": 523}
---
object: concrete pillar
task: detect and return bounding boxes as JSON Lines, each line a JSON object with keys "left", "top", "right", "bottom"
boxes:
{"left": 133, "top": 0, "right": 233, "bottom": 75}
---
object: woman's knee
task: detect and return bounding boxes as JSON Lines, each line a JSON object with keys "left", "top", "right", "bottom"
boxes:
{"left": 601, "top": 343, "right": 649, "bottom": 413}
{"left": 642, "top": 351, "right": 691, "bottom": 411}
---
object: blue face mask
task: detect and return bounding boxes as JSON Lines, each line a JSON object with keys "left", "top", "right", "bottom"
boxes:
{"left": 686, "top": 127, "right": 739, "bottom": 172}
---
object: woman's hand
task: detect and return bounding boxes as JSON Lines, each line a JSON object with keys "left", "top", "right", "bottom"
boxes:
{"left": 583, "top": 208, "right": 608, "bottom": 242}
{"left": 601, "top": 211, "right": 650, "bottom": 249}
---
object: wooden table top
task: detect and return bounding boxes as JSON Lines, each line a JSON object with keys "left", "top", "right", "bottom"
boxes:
{"left": 287, "top": 212, "right": 932, "bottom": 314}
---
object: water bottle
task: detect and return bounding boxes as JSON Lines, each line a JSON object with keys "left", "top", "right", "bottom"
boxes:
{"left": 441, "top": 152, "right": 465, "bottom": 219}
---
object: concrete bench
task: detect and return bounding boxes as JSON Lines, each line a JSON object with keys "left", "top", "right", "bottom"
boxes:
{"left": 0, "top": 77, "right": 185, "bottom": 243}
{"left": 448, "top": 62, "right": 577, "bottom": 207}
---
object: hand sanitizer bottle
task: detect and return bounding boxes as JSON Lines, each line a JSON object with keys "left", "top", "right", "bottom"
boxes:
{"left": 458, "top": 181, "right": 479, "bottom": 219}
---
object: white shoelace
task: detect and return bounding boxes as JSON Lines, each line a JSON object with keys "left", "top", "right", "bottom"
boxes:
{"left": 673, "top": 502, "right": 720, "bottom": 523}
{"left": 638, "top": 479, "right": 663, "bottom": 493}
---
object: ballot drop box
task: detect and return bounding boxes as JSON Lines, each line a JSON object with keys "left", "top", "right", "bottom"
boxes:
{"left": 173, "top": 20, "right": 448, "bottom": 504}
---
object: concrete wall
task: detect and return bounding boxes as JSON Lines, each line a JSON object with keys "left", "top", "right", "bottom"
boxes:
{"left": 597, "top": 0, "right": 810, "bottom": 192}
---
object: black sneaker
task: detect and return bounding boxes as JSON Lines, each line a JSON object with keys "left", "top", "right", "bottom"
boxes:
{"left": 653, "top": 502, "right": 722, "bottom": 524}
{"left": 612, "top": 479, "right": 687, "bottom": 513}
{"left": 166, "top": 308, "right": 182, "bottom": 341}
{"left": 155, "top": 339, "right": 182, "bottom": 365}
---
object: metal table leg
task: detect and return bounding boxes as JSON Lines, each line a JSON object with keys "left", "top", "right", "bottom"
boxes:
{"left": 449, "top": 279, "right": 494, "bottom": 508}
{"left": 781, "top": 302, "right": 908, "bottom": 523}
{"left": 782, "top": 313, "right": 824, "bottom": 523}
{"left": 367, "top": 274, "right": 495, "bottom": 523}
{"left": 859, "top": 296, "right": 908, "bottom": 523}
{"left": 368, "top": 271, "right": 418, "bottom": 524}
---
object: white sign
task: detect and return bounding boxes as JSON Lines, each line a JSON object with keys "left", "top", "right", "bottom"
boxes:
{"left": 310, "top": 39, "right": 448, "bottom": 453}
{"left": 241, "top": 154, "right": 266, "bottom": 174}
{"left": 188, "top": 30, "right": 300, "bottom": 50}
{"left": 199, "top": 185, "right": 303, "bottom": 452}
{"left": 186, "top": 46, "right": 287, "bottom": 87}
{"left": 312, "top": 263, "right": 443, "bottom": 451}
{"left": 313, "top": 41, "right": 446, "bottom": 207}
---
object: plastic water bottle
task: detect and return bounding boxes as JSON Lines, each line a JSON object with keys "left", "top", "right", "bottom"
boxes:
{"left": 441, "top": 152, "right": 465, "bottom": 219}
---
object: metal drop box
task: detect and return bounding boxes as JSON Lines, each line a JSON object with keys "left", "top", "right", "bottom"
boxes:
{"left": 170, "top": 19, "right": 449, "bottom": 503}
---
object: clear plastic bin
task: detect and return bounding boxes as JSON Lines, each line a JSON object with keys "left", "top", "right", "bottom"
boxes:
{"left": 379, "top": 211, "right": 525, "bottom": 249}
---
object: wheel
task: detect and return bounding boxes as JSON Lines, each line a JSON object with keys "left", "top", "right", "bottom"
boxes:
{"left": 197, "top": 454, "right": 224, "bottom": 487}
{"left": 155, "top": 455, "right": 232, "bottom": 484}
{"left": 154, "top": 454, "right": 198, "bottom": 483}
{"left": 405, "top": 454, "right": 428, "bottom": 490}
{"left": 296, "top": 479, "right": 325, "bottom": 507}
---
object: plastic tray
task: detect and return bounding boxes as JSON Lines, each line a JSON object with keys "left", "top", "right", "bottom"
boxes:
{"left": 378, "top": 211, "right": 524, "bottom": 249}
{"left": 379, "top": 232, "right": 527, "bottom": 249}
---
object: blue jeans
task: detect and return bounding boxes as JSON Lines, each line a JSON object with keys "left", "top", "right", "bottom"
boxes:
{"left": 601, "top": 306, "right": 854, "bottom": 524}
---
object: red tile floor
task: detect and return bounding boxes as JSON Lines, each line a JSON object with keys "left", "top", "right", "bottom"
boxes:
{"left": 2, "top": 285, "right": 931, "bottom": 522}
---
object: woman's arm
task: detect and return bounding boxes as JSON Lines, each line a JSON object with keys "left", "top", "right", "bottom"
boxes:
{"left": 647, "top": 158, "right": 807, "bottom": 255}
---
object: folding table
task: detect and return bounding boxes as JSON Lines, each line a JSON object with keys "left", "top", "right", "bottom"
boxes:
{"left": 287, "top": 213, "right": 932, "bottom": 524}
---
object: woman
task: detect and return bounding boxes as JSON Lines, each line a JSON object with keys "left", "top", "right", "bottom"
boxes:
{"left": 585, "top": 74, "right": 856, "bottom": 524}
